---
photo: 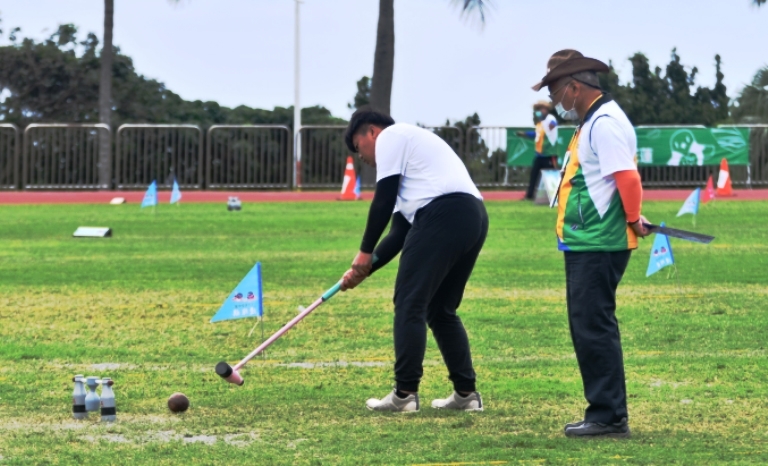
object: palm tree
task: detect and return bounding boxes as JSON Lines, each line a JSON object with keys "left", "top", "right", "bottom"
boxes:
{"left": 99, "top": 0, "right": 185, "bottom": 188}
{"left": 369, "top": 0, "right": 489, "bottom": 116}
{"left": 732, "top": 66, "right": 768, "bottom": 123}
{"left": 98, "top": 0, "right": 114, "bottom": 189}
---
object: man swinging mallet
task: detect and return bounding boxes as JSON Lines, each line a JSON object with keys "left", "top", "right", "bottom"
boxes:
{"left": 340, "top": 108, "right": 488, "bottom": 413}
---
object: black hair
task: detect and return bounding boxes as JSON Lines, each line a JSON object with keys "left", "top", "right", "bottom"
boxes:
{"left": 344, "top": 107, "right": 395, "bottom": 153}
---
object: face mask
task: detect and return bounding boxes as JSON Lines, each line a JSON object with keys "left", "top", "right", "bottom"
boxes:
{"left": 534, "top": 110, "right": 543, "bottom": 119}
{"left": 555, "top": 95, "right": 579, "bottom": 121}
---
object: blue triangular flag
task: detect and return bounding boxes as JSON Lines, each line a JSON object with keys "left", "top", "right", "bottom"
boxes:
{"left": 646, "top": 222, "right": 675, "bottom": 277}
{"left": 676, "top": 188, "right": 700, "bottom": 217}
{"left": 210, "top": 262, "right": 264, "bottom": 322}
{"left": 170, "top": 179, "right": 182, "bottom": 204}
{"left": 354, "top": 176, "right": 361, "bottom": 198}
{"left": 141, "top": 181, "right": 158, "bottom": 208}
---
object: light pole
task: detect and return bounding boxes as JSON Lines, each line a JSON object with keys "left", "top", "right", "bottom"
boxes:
{"left": 293, "top": 0, "right": 303, "bottom": 188}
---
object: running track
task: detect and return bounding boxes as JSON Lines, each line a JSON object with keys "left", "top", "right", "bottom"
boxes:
{"left": 1, "top": 189, "right": 767, "bottom": 204}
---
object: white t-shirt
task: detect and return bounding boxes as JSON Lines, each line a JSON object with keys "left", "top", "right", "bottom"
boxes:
{"left": 375, "top": 123, "right": 482, "bottom": 224}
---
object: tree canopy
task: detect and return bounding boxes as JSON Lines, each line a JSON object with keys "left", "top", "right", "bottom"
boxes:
{"left": 348, "top": 76, "right": 371, "bottom": 110}
{"left": 0, "top": 23, "right": 345, "bottom": 129}
{"left": 599, "top": 49, "right": 730, "bottom": 127}
{"left": 731, "top": 66, "right": 768, "bottom": 123}
{"left": 1, "top": 20, "right": 763, "bottom": 130}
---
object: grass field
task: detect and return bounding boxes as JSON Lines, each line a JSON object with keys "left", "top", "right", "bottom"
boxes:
{"left": 0, "top": 199, "right": 766, "bottom": 465}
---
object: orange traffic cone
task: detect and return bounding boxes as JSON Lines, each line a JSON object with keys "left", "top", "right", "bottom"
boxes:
{"left": 701, "top": 175, "right": 716, "bottom": 204}
{"left": 716, "top": 158, "right": 733, "bottom": 196}
{"left": 339, "top": 156, "right": 361, "bottom": 200}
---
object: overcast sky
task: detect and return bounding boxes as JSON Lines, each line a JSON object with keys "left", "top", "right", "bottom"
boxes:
{"left": 1, "top": 0, "right": 766, "bottom": 126}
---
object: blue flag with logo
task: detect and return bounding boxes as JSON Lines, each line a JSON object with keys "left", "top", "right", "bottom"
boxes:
{"left": 676, "top": 188, "right": 700, "bottom": 217}
{"left": 210, "top": 262, "right": 264, "bottom": 322}
{"left": 141, "top": 181, "right": 158, "bottom": 208}
{"left": 646, "top": 222, "right": 675, "bottom": 277}
{"left": 170, "top": 179, "right": 182, "bottom": 204}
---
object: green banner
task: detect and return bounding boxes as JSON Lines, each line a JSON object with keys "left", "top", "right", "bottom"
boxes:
{"left": 636, "top": 127, "right": 749, "bottom": 166}
{"left": 506, "top": 127, "right": 750, "bottom": 167}
{"left": 506, "top": 127, "right": 575, "bottom": 166}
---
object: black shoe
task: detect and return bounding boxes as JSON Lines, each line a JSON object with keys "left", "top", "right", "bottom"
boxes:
{"left": 564, "top": 419, "right": 586, "bottom": 429}
{"left": 564, "top": 418, "right": 630, "bottom": 438}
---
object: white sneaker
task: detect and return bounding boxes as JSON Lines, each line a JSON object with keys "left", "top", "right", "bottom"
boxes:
{"left": 366, "top": 389, "right": 419, "bottom": 412}
{"left": 431, "top": 391, "right": 484, "bottom": 411}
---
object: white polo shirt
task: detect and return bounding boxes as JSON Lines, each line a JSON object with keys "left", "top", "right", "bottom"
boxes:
{"left": 555, "top": 97, "right": 639, "bottom": 252}
{"left": 577, "top": 100, "right": 637, "bottom": 218}
{"left": 375, "top": 123, "right": 482, "bottom": 224}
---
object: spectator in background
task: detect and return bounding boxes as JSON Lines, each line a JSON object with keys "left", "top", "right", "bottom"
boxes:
{"left": 517, "top": 101, "right": 559, "bottom": 200}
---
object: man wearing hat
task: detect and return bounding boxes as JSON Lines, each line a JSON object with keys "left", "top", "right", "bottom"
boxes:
{"left": 517, "top": 101, "right": 559, "bottom": 200}
{"left": 532, "top": 49, "right": 650, "bottom": 438}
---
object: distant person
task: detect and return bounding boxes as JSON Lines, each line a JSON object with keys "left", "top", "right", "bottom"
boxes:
{"left": 517, "top": 101, "right": 559, "bottom": 200}
{"left": 532, "top": 49, "right": 650, "bottom": 438}
{"left": 339, "top": 108, "right": 488, "bottom": 413}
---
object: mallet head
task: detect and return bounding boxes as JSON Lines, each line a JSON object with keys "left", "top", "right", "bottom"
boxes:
{"left": 215, "top": 361, "right": 244, "bottom": 385}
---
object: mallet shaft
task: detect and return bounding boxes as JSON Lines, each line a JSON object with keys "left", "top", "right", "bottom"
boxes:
{"left": 232, "top": 282, "right": 341, "bottom": 371}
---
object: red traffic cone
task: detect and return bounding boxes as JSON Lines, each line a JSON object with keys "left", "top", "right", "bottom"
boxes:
{"left": 716, "top": 158, "right": 733, "bottom": 197}
{"left": 701, "top": 175, "right": 716, "bottom": 204}
{"left": 339, "top": 157, "right": 360, "bottom": 200}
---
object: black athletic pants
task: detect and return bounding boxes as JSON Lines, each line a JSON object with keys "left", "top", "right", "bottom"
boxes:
{"left": 564, "top": 250, "right": 632, "bottom": 424}
{"left": 524, "top": 156, "right": 556, "bottom": 200}
{"left": 393, "top": 193, "right": 488, "bottom": 393}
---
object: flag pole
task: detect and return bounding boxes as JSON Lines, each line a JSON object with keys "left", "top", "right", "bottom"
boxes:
{"left": 261, "top": 317, "right": 265, "bottom": 359}
{"left": 671, "top": 263, "right": 682, "bottom": 296}
{"left": 248, "top": 321, "right": 258, "bottom": 337}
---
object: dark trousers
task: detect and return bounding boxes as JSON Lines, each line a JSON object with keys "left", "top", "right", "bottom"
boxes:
{"left": 525, "top": 156, "right": 556, "bottom": 200}
{"left": 564, "top": 250, "right": 632, "bottom": 424}
{"left": 393, "top": 194, "right": 489, "bottom": 392}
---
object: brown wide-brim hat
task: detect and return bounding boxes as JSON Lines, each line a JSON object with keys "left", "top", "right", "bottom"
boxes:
{"left": 532, "top": 49, "right": 609, "bottom": 91}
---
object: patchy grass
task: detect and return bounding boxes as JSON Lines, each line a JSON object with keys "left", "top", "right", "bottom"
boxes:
{"left": 0, "top": 200, "right": 766, "bottom": 465}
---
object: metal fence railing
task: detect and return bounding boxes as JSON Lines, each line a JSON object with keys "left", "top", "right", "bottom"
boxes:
{"left": 22, "top": 124, "right": 110, "bottom": 189}
{"left": 720, "top": 124, "right": 768, "bottom": 187}
{"left": 5, "top": 123, "right": 768, "bottom": 191}
{"left": 115, "top": 124, "right": 203, "bottom": 189}
{"left": 0, "top": 124, "right": 20, "bottom": 190}
{"left": 465, "top": 126, "right": 516, "bottom": 187}
{"left": 206, "top": 125, "right": 292, "bottom": 189}
{"left": 296, "top": 126, "right": 349, "bottom": 189}
{"left": 639, "top": 165, "right": 720, "bottom": 188}
{"left": 750, "top": 126, "right": 768, "bottom": 186}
